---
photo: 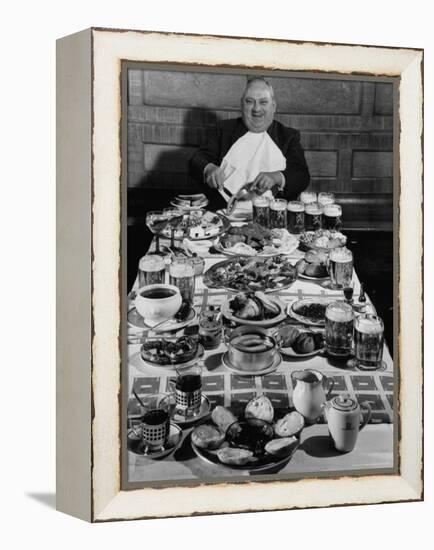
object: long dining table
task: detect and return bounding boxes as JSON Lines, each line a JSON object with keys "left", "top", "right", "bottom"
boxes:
{"left": 127, "top": 232, "right": 395, "bottom": 484}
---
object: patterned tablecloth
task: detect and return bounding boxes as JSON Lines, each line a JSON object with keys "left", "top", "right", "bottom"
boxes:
{"left": 127, "top": 241, "right": 395, "bottom": 482}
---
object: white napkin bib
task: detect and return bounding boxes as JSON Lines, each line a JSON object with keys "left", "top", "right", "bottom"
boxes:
{"left": 220, "top": 131, "right": 287, "bottom": 195}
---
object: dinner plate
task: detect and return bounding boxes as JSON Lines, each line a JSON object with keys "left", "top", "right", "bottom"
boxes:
{"left": 127, "top": 422, "right": 182, "bottom": 459}
{"left": 171, "top": 394, "right": 212, "bottom": 426}
{"left": 138, "top": 343, "right": 205, "bottom": 370}
{"left": 280, "top": 346, "right": 324, "bottom": 358}
{"left": 213, "top": 239, "right": 298, "bottom": 258}
{"left": 191, "top": 432, "right": 299, "bottom": 473}
{"left": 156, "top": 212, "right": 230, "bottom": 242}
{"left": 170, "top": 198, "right": 209, "bottom": 211}
{"left": 127, "top": 306, "right": 196, "bottom": 332}
{"left": 287, "top": 298, "right": 334, "bottom": 327}
{"left": 221, "top": 351, "right": 282, "bottom": 376}
{"left": 220, "top": 297, "right": 287, "bottom": 328}
{"left": 203, "top": 256, "right": 298, "bottom": 294}
{"left": 298, "top": 272, "right": 330, "bottom": 282}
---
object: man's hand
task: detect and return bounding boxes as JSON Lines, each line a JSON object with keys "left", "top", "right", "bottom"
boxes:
{"left": 252, "top": 171, "right": 283, "bottom": 195}
{"left": 204, "top": 163, "right": 225, "bottom": 190}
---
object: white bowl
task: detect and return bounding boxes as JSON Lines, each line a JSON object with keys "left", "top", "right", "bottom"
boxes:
{"left": 135, "top": 284, "right": 182, "bottom": 326}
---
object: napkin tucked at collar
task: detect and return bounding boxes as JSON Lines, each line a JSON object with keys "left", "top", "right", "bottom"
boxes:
{"left": 220, "top": 131, "right": 287, "bottom": 195}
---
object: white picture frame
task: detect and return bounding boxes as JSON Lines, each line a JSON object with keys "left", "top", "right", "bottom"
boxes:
{"left": 56, "top": 27, "right": 423, "bottom": 522}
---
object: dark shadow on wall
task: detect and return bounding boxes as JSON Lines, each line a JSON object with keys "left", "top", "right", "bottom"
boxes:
{"left": 127, "top": 108, "right": 220, "bottom": 289}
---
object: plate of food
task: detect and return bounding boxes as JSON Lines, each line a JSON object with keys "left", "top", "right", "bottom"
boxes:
{"left": 214, "top": 222, "right": 299, "bottom": 257}
{"left": 287, "top": 298, "right": 332, "bottom": 326}
{"left": 203, "top": 256, "right": 297, "bottom": 293}
{"left": 155, "top": 210, "right": 230, "bottom": 241}
{"left": 190, "top": 397, "right": 302, "bottom": 472}
{"left": 221, "top": 291, "right": 287, "bottom": 327}
{"left": 295, "top": 250, "right": 329, "bottom": 281}
{"left": 170, "top": 193, "right": 209, "bottom": 211}
{"left": 298, "top": 229, "right": 347, "bottom": 252}
{"left": 139, "top": 335, "right": 204, "bottom": 368}
{"left": 278, "top": 325, "right": 324, "bottom": 357}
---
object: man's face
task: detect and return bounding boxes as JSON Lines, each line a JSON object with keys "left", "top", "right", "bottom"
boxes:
{"left": 241, "top": 81, "right": 276, "bottom": 133}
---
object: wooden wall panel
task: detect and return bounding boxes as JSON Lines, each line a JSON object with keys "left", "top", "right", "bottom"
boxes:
{"left": 127, "top": 69, "right": 394, "bottom": 230}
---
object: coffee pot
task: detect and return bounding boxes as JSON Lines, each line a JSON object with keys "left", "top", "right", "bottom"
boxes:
{"left": 323, "top": 393, "right": 371, "bottom": 452}
{"left": 291, "top": 369, "right": 334, "bottom": 422}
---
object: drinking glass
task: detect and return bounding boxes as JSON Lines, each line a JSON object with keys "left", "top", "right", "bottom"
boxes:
{"left": 252, "top": 195, "right": 270, "bottom": 227}
{"left": 325, "top": 301, "right": 354, "bottom": 357}
{"left": 173, "top": 364, "right": 203, "bottom": 417}
{"left": 300, "top": 191, "right": 317, "bottom": 206}
{"left": 328, "top": 247, "right": 353, "bottom": 290}
{"left": 138, "top": 254, "right": 166, "bottom": 287}
{"left": 287, "top": 200, "right": 305, "bottom": 234}
{"left": 323, "top": 203, "right": 343, "bottom": 231}
{"left": 145, "top": 210, "right": 167, "bottom": 256}
{"left": 169, "top": 256, "right": 195, "bottom": 304}
{"left": 305, "top": 202, "right": 324, "bottom": 231}
{"left": 138, "top": 393, "right": 171, "bottom": 452}
{"left": 318, "top": 192, "right": 335, "bottom": 207}
{"left": 269, "top": 198, "right": 287, "bottom": 229}
{"left": 199, "top": 306, "right": 222, "bottom": 349}
{"left": 354, "top": 314, "right": 385, "bottom": 370}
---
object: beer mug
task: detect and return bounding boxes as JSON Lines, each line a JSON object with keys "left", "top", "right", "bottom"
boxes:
{"left": 323, "top": 203, "right": 343, "bottom": 231}
{"left": 269, "top": 198, "right": 287, "bottom": 229}
{"left": 287, "top": 201, "right": 305, "bottom": 234}
{"left": 305, "top": 202, "right": 323, "bottom": 231}
{"left": 328, "top": 247, "right": 353, "bottom": 290}
{"left": 318, "top": 192, "right": 335, "bottom": 207}
{"left": 300, "top": 191, "right": 317, "bottom": 206}
{"left": 325, "top": 301, "right": 354, "bottom": 357}
{"left": 169, "top": 256, "right": 195, "bottom": 304}
{"left": 354, "top": 314, "right": 385, "bottom": 370}
{"left": 252, "top": 195, "right": 270, "bottom": 227}
{"left": 138, "top": 254, "right": 166, "bottom": 287}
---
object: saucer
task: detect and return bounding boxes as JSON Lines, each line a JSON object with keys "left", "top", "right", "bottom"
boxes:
{"left": 171, "top": 394, "right": 212, "bottom": 426}
{"left": 127, "top": 306, "right": 196, "bottom": 332}
{"left": 127, "top": 422, "right": 182, "bottom": 459}
{"left": 280, "top": 346, "right": 324, "bottom": 359}
{"left": 221, "top": 352, "right": 281, "bottom": 376}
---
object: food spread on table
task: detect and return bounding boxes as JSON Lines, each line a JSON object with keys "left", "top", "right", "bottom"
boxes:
{"left": 203, "top": 256, "right": 297, "bottom": 292}
{"left": 158, "top": 210, "right": 228, "bottom": 240}
{"left": 128, "top": 194, "right": 393, "bottom": 475}
{"left": 298, "top": 229, "right": 347, "bottom": 251}
{"left": 216, "top": 222, "right": 299, "bottom": 256}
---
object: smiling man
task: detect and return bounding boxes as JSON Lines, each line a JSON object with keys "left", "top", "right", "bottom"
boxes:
{"left": 189, "top": 77, "right": 310, "bottom": 208}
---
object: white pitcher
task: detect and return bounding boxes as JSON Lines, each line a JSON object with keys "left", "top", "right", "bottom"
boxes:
{"left": 291, "top": 369, "right": 334, "bottom": 422}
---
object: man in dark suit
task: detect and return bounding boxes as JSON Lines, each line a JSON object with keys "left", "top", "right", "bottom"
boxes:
{"left": 189, "top": 77, "right": 310, "bottom": 209}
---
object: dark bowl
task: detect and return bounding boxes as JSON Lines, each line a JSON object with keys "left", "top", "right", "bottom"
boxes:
{"left": 226, "top": 418, "right": 274, "bottom": 456}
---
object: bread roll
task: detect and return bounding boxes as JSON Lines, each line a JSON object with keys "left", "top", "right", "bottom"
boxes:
{"left": 244, "top": 394, "right": 274, "bottom": 422}
{"left": 217, "top": 447, "right": 253, "bottom": 465}
{"left": 211, "top": 406, "right": 237, "bottom": 433}
{"left": 274, "top": 411, "right": 305, "bottom": 437}
{"left": 191, "top": 424, "right": 225, "bottom": 450}
{"left": 265, "top": 436, "right": 298, "bottom": 457}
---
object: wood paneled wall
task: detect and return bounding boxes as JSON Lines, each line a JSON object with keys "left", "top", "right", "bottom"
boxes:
{"left": 127, "top": 69, "right": 394, "bottom": 230}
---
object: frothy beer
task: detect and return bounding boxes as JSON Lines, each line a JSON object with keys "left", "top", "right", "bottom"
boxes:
{"left": 325, "top": 301, "right": 354, "bottom": 357}
{"left": 269, "top": 198, "right": 287, "bottom": 229}
{"left": 169, "top": 258, "right": 195, "bottom": 303}
{"left": 287, "top": 201, "right": 305, "bottom": 234}
{"left": 354, "top": 314, "right": 384, "bottom": 370}
{"left": 324, "top": 203, "right": 342, "bottom": 231}
{"left": 318, "top": 192, "right": 335, "bottom": 207}
{"left": 252, "top": 195, "right": 270, "bottom": 227}
{"left": 300, "top": 191, "right": 317, "bottom": 205}
{"left": 138, "top": 254, "right": 166, "bottom": 286}
{"left": 305, "top": 202, "right": 323, "bottom": 231}
{"left": 329, "top": 247, "right": 353, "bottom": 289}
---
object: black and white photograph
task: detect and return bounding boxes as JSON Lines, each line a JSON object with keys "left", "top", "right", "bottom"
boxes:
{"left": 123, "top": 65, "right": 397, "bottom": 486}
